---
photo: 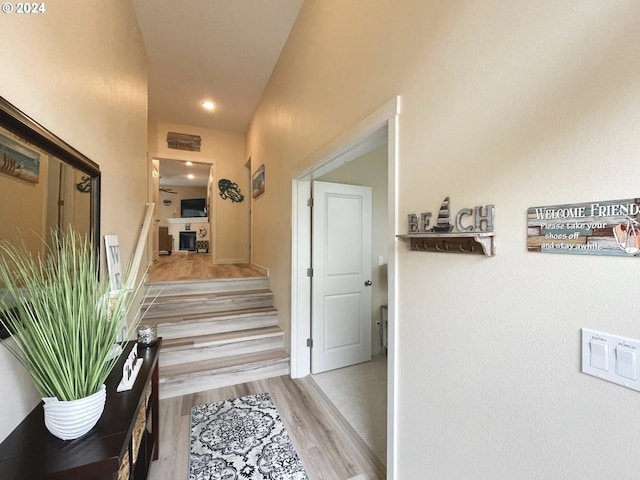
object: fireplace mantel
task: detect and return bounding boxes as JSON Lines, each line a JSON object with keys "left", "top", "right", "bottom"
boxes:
{"left": 162, "top": 218, "right": 209, "bottom": 253}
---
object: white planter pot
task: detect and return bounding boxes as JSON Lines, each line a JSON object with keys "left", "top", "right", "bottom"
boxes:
{"left": 42, "top": 384, "right": 106, "bottom": 440}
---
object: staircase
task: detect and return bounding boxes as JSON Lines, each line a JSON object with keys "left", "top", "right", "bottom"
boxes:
{"left": 141, "top": 276, "right": 289, "bottom": 399}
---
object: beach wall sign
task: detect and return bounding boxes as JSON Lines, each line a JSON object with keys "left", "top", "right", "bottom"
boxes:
{"left": 527, "top": 198, "right": 640, "bottom": 256}
{"left": 408, "top": 196, "right": 495, "bottom": 234}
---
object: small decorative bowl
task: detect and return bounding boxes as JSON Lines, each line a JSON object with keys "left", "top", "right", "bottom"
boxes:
{"left": 137, "top": 325, "right": 157, "bottom": 347}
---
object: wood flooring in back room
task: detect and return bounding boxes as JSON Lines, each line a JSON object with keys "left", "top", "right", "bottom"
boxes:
{"left": 146, "top": 253, "right": 264, "bottom": 282}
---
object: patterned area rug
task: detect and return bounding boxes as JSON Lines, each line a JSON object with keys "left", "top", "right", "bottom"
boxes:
{"left": 189, "top": 393, "right": 310, "bottom": 480}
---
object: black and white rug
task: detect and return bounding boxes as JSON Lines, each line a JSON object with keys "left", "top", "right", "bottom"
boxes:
{"left": 189, "top": 392, "right": 310, "bottom": 480}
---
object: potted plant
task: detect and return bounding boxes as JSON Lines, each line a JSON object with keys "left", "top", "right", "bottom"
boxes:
{"left": 0, "top": 228, "right": 141, "bottom": 440}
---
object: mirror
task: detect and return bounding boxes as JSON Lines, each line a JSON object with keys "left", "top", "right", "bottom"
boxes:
{"left": 0, "top": 96, "right": 101, "bottom": 338}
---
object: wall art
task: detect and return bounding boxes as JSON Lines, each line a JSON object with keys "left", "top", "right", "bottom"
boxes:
{"left": 0, "top": 132, "right": 40, "bottom": 183}
{"left": 218, "top": 178, "right": 244, "bottom": 202}
{"left": 399, "top": 196, "right": 496, "bottom": 256}
{"left": 76, "top": 175, "right": 91, "bottom": 193}
{"left": 252, "top": 164, "right": 265, "bottom": 198}
{"left": 527, "top": 198, "right": 640, "bottom": 256}
{"left": 166, "top": 131, "right": 201, "bottom": 151}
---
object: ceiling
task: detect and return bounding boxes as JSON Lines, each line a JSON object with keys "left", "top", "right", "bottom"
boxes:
{"left": 131, "top": 0, "right": 304, "bottom": 134}
{"left": 132, "top": 0, "right": 303, "bottom": 188}
{"left": 156, "top": 158, "right": 213, "bottom": 187}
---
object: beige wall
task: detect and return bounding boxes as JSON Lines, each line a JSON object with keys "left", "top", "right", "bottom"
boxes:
{"left": 318, "top": 145, "right": 389, "bottom": 355}
{"left": 149, "top": 121, "right": 249, "bottom": 263}
{"left": 247, "top": 1, "right": 640, "bottom": 478}
{"left": 158, "top": 185, "right": 208, "bottom": 224}
{"left": 0, "top": 0, "right": 148, "bottom": 440}
{"left": 0, "top": 130, "right": 48, "bottom": 255}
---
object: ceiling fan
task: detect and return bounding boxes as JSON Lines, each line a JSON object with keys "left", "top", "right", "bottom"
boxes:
{"left": 159, "top": 186, "right": 177, "bottom": 194}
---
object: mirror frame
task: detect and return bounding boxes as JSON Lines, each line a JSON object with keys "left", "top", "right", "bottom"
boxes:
{"left": 0, "top": 96, "right": 101, "bottom": 249}
{"left": 0, "top": 97, "right": 101, "bottom": 339}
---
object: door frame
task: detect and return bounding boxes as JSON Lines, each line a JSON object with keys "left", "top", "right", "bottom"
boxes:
{"left": 290, "top": 96, "right": 399, "bottom": 479}
{"left": 149, "top": 152, "right": 217, "bottom": 262}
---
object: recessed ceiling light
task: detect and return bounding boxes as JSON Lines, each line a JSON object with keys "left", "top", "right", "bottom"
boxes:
{"left": 188, "top": 174, "right": 194, "bottom": 179}
{"left": 185, "top": 161, "right": 193, "bottom": 166}
{"left": 202, "top": 100, "right": 215, "bottom": 111}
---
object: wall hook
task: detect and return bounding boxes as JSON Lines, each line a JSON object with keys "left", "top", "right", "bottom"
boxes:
{"left": 435, "top": 241, "right": 449, "bottom": 252}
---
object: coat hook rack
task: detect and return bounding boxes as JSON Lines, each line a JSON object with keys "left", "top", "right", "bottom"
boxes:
{"left": 396, "top": 232, "right": 496, "bottom": 256}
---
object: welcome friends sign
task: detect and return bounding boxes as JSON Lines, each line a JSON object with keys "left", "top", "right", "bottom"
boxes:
{"left": 527, "top": 198, "right": 640, "bottom": 256}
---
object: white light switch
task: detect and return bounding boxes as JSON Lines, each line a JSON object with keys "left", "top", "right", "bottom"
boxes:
{"left": 616, "top": 346, "right": 636, "bottom": 380}
{"left": 590, "top": 341, "right": 608, "bottom": 371}
{"left": 582, "top": 329, "right": 640, "bottom": 392}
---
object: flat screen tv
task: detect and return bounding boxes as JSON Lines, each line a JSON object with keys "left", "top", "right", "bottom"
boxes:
{"left": 181, "top": 198, "right": 206, "bottom": 218}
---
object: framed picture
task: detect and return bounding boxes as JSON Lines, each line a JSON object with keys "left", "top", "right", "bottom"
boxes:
{"left": 252, "top": 164, "right": 265, "bottom": 198}
{"left": 0, "top": 131, "right": 40, "bottom": 183}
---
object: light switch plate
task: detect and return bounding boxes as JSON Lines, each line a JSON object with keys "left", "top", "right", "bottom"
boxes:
{"left": 582, "top": 328, "right": 640, "bottom": 392}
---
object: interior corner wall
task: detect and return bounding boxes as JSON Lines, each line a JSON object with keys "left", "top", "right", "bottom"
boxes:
{"left": 246, "top": 1, "right": 640, "bottom": 478}
{"left": 149, "top": 121, "right": 249, "bottom": 263}
{"left": 0, "top": 0, "right": 148, "bottom": 441}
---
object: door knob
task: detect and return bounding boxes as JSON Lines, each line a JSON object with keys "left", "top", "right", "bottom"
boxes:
{"left": 364, "top": 280, "right": 372, "bottom": 286}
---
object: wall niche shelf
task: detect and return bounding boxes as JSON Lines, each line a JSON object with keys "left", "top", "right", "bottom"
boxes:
{"left": 397, "top": 232, "right": 496, "bottom": 256}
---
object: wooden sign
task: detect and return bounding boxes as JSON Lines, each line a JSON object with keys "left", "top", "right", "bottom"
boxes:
{"left": 527, "top": 198, "right": 640, "bottom": 256}
{"left": 167, "top": 132, "right": 201, "bottom": 151}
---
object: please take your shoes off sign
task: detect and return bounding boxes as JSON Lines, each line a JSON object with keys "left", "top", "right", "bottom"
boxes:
{"left": 527, "top": 198, "right": 640, "bottom": 257}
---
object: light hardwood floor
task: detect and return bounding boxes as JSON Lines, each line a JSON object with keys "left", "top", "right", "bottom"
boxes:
{"left": 147, "top": 253, "right": 264, "bottom": 283}
{"left": 146, "top": 254, "right": 385, "bottom": 479}
{"left": 312, "top": 356, "right": 387, "bottom": 465}
{"left": 148, "top": 375, "right": 386, "bottom": 480}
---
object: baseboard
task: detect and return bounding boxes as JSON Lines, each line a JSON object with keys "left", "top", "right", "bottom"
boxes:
{"left": 251, "top": 263, "right": 269, "bottom": 276}
{"left": 214, "top": 257, "right": 250, "bottom": 265}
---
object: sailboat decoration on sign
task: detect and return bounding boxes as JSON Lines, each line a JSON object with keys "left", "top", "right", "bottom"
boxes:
{"left": 432, "top": 196, "right": 454, "bottom": 232}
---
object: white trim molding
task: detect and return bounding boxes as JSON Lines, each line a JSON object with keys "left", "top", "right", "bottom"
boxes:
{"left": 290, "top": 95, "right": 400, "bottom": 480}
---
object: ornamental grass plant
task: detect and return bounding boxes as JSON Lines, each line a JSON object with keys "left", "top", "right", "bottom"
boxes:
{"left": 0, "top": 228, "right": 141, "bottom": 401}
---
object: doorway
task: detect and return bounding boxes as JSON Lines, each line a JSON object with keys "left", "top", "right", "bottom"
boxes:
{"left": 151, "top": 156, "right": 213, "bottom": 264}
{"left": 291, "top": 96, "right": 399, "bottom": 479}
{"left": 311, "top": 162, "right": 387, "bottom": 465}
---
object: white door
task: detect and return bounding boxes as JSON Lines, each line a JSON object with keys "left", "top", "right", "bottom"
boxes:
{"left": 311, "top": 181, "right": 372, "bottom": 374}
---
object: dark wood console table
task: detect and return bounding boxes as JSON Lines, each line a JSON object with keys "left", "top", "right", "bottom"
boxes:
{"left": 0, "top": 339, "right": 162, "bottom": 479}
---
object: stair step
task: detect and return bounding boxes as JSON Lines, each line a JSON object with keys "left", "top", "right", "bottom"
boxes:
{"left": 142, "top": 289, "right": 274, "bottom": 318}
{"left": 159, "top": 326, "right": 284, "bottom": 366}
{"left": 142, "top": 307, "right": 278, "bottom": 339}
{"left": 146, "top": 277, "right": 270, "bottom": 297}
{"left": 158, "top": 349, "right": 290, "bottom": 399}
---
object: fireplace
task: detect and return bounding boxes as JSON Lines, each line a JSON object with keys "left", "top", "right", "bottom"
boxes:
{"left": 179, "top": 231, "right": 196, "bottom": 251}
